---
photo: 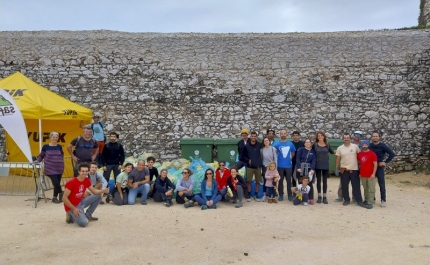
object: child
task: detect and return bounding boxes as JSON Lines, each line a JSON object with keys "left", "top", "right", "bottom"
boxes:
{"left": 265, "top": 161, "right": 279, "bottom": 204}
{"left": 292, "top": 176, "right": 311, "bottom": 206}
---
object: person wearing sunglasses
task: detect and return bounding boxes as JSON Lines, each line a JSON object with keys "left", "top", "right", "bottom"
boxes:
{"left": 185, "top": 168, "right": 221, "bottom": 210}
{"left": 176, "top": 168, "right": 194, "bottom": 205}
{"left": 215, "top": 161, "right": 230, "bottom": 199}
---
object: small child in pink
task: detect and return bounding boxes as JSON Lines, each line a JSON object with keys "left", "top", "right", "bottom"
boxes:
{"left": 265, "top": 161, "right": 279, "bottom": 204}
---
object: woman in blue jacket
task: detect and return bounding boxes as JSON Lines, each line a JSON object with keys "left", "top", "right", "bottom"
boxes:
{"left": 296, "top": 139, "right": 316, "bottom": 204}
{"left": 186, "top": 168, "right": 222, "bottom": 210}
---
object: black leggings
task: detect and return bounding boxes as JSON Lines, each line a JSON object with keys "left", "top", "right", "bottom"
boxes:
{"left": 47, "top": 174, "right": 62, "bottom": 197}
{"left": 316, "top": 169, "right": 329, "bottom": 194}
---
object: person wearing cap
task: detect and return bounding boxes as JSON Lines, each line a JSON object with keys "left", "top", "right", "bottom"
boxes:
{"left": 266, "top": 128, "right": 279, "bottom": 146}
{"left": 234, "top": 129, "right": 250, "bottom": 170}
{"left": 334, "top": 133, "right": 371, "bottom": 209}
{"left": 357, "top": 140, "right": 378, "bottom": 208}
{"left": 273, "top": 129, "right": 296, "bottom": 201}
{"left": 82, "top": 109, "right": 108, "bottom": 167}
{"left": 369, "top": 130, "right": 396, "bottom": 207}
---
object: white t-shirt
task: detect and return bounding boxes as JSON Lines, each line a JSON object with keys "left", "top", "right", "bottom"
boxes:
{"left": 297, "top": 184, "right": 310, "bottom": 194}
{"left": 335, "top": 144, "right": 360, "bottom": 170}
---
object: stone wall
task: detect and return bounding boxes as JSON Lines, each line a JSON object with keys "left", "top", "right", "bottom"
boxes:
{"left": 0, "top": 30, "right": 430, "bottom": 172}
{"left": 419, "top": 0, "right": 430, "bottom": 26}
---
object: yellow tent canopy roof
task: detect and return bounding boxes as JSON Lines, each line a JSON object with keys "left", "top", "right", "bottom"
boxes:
{"left": 0, "top": 72, "right": 92, "bottom": 120}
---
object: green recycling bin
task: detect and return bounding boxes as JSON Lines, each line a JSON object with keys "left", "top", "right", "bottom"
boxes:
{"left": 328, "top": 139, "right": 344, "bottom": 174}
{"left": 215, "top": 138, "right": 241, "bottom": 167}
{"left": 180, "top": 138, "right": 214, "bottom": 163}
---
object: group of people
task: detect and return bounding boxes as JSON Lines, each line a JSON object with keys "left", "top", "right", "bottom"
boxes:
{"left": 35, "top": 113, "right": 396, "bottom": 227}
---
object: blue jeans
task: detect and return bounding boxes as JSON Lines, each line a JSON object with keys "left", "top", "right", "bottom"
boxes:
{"left": 103, "top": 164, "right": 121, "bottom": 183}
{"left": 128, "top": 183, "right": 150, "bottom": 205}
{"left": 193, "top": 193, "right": 222, "bottom": 206}
{"left": 293, "top": 193, "right": 309, "bottom": 205}
{"left": 266, "top": 187, "right": 276, "bottom": 198}
{"left": 375, "top": 166, "right": 386, "bottom": 202}
{"left": 67, "top": 194, "right": 101, "bottom": 227}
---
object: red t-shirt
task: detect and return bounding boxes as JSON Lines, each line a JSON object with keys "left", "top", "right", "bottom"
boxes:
{"left": 64, "top": 177, "right": 92, "bottom": 212}
{"left": 216, "top": 168, "right": 231, "bottom": 191}
{"left": 358, "top": 151, "right": 377, "bottom": 178}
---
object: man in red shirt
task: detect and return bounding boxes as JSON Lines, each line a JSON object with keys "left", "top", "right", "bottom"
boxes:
{"left": 357, "top": 140, "right": 378, "bottom": 209}
{"left": 63, "top": 163, "right": 109, "bottom": 227}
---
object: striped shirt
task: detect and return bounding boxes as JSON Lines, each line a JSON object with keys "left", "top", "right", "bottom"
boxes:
{"left": 37, "top": 144, "right": 64, "bottom": 175}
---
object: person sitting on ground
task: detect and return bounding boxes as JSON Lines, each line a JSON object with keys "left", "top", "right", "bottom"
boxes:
{"left": 63, "top": 163, "right": 109, "bottom": 227}
{"left": 146, "top": 156, "right": 159, "bottom": 197}
{"left": 107, "top": 163, "right": 133, "bottom": 205}
{"left": 83, "top": 162, "right": 108, "bottom": 204}
{"left": 185, "top": 168, "right": 222, "bottom": 210}
{"left": 34, "top": 131, "right": 65, "bottom": 204}
{"left": 265, "top": 161, "right": 280, "bottom": 204}
{"left": 215, "top": 161, "right": 230, "bottom": 199}
{"left": 176, "top": 168, "right": 194, "bottom": 204}
{"left": 225, "top": 167, "right": 247, "bottom": 208}
{"left": 127, "top": 160, "right": 151, "bottom": 205}
{"left": 153, "top": 169, "right": 175, "bottom": 207}
{"left": 292, "top": 176, "right": 311, "bottom": 206}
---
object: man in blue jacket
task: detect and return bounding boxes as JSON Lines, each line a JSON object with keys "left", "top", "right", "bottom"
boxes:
{"left": 242, "top": 131, "right": 263, "bottom": 202}
{"left": 369, "top": 131, "right": 396, "bottom": 208}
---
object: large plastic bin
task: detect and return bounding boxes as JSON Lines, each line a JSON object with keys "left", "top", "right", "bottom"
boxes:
{"left": 328, "top": 139, "right": 344, "bottom": 174}
{"left": 180, "top": 138, "right": 214, "bottom": 163}
{"left": 214, "top": 138, "right": 241, "bottom": 166}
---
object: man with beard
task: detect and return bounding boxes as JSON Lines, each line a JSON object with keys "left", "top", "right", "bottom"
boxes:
{"left": 266, "top": 128, "right": 279, "bottom": 146}
{"left": 291, "top": 131, "right": 304, "bottom": 187}
{"left": 369, "top": 131, "right": 395, "bottom": 207}
{"left": 101, "top": 131, "right": 125, "bottom": 183}
{"left": 357, "top": 140, "right": 378, "bottom": 209}
{"left": 234, "top": 129, "right": 250, "bottom": 170}
{"left": 273, "top": 129, "right": 296, "bottom": 201}
{"left": 241, "top": 132, "right": 263, "bottom": 202}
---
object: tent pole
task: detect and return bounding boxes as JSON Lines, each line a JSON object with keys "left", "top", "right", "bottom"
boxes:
{"left": 38, "top": 119, "right": 42, "bottom": 152}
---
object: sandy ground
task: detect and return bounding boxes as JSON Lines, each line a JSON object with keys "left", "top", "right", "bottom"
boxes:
{"left": 1, "top": 172, "right": 429, "bottom": 265}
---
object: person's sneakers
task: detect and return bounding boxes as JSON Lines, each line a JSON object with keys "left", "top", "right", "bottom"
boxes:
{"left": 316, "top": 196, "right": 322, "bottom": 204}
{"left": 323, "top": 197, "right": 328, "bottom": 204}
{"left": 232, "top": 198, "right": 238, "bottom": 204}
{"left": 184, "top": 201, "right": 193, "bottom": 208}
{"left": 141, "top": 201, "right": 147, "bottom": 205}
{"left": 209, "top": 205, "right": 217, "bottom": 209}
{"left": 201, "top": 205, "right": 208, "bottom": 210}
{"left": 235, "top": 201, "right": 243, "bottom": 208}
{"left": 268, "top": 198, "right": 273, "bottom": 204}
{"left": 164, "top": 202, "right": 171, "bottom": 207}
{"left": 357, "top": 202, "right": 373, "bottom": 209}
{"left": 381, "top": 201, "right": 386, "bottom": 207}
{"left": 288, "top": 195, "right": 294, "bottom": 202}
{"left": 66, "top": 213, "right": 73, "bottom": 224}
{"left": 169, "top": 200, "right": 173, "bottom": 206}
{"left": 106, "top": 195, "right": 112, "bottom": 204}
{"left": 303, "top": 202, "right": 308, "bottom": 206}
{"left": 255, "top": 197, "right": 261, "bottom": 202}
{"left": 261, "top": 195, "right": 267, "bottom": 202}
{"left": 334, "top": 197, "right": 343, "bottom": 202}
{"left": 278, "top": 195, "right": 284, "bottom": 201}
{"left": 343, "top": 200, "right": 350, "bottom": 206}
{"left": 246, "top": 197, "right": 252, "bottom": 202}
{"left": 272, "top": 198, "right": 278, "bottom": 204}
{"left": 309, "top": 199, "right": 315, "bottom": 205}
{"left": 87, "top": 216, "right": 99, "bottom": 221}
{"left": 51, "top": 197, "right": 61, "bottom": 204}
{"left": 99, "top": 200, "right": 105, "bottom": 205}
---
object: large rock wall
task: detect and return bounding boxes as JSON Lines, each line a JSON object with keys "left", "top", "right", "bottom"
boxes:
{"left": 419, "top": 0, "right": 430, "bottom": 26}
{"left": 0, "top": 30, "right": 429, "bottom": 172}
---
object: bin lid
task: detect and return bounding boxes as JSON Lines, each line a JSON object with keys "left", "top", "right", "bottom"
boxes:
{"left": 180, "top": 138, "right": 214, "bottom": 145}
{"left": 328, "top": 139, "right": 344, "bottom": 148}
{"left": 214, "top": 138, "right": 241, "bottom": 145}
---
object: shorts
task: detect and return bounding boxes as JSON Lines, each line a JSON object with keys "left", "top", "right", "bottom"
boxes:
{"left": 246, "top": 167, "right": 262, "bottom": 182}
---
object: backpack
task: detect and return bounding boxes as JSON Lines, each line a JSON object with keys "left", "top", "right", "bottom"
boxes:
{"left": 91, "top": 122, "right": 106, "bottom": 142}
{"left": 73, "top": 136, "right": 97, "bottom": 155}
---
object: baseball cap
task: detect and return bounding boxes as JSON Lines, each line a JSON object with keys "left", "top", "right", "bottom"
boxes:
{"left": 93, "top": 115, "right": 100, "bottom": 118}
{"left": 241, "top": 129, "right": 249, "bottom": 135}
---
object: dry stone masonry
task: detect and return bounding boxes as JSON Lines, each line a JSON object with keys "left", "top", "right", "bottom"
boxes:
{"left": 0, "top": 30, "right": 429, "bottom": 172}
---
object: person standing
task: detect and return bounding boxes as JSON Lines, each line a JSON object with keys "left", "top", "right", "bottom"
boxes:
{"left": 101, "top": 131, "right": 125, "bottom": 184}
{"left": 273, "top": 129, "right": 296, "bottom": 201}
{"left": 335, "top": 133, "right": 371, "bottom": 209}
{"left": 369, "top": 131, "right": 396, "bottom": 207}
{"left": 63, "top": 163, "right": 109, "bottom": 227}
{"left": 296, "top": 139, "right": 316, "bottom": 204}
{"left": 82, "top": 111, "right": 108, "bottom": 167}
{"left": 313, "top": 131, "right": 334, "bottom": 204}
{"left": 234, "top": 129, "right": 250, "bottom": 169}
{"left": 242, "top": 131, "right": 263, "bottom": 202}
{"left": 127, "top": 160, "right": 151, "bottom": 205}
{"left": 266, "top": 128, "right": 279, "bottom": 146}
{"left": 67, "top": 127, "right": 98, "bottom": 177}
{"left": 291, "top": 131, "right": 304, "bottom": 187}
{"left": 260, "top": 137, "right": 277, "bottom": 202}
{"left": 34, "top": 132, "right": 65, "bottom": 204}
{"left": 358, "top": 140, "right": 378, "bottom": 209}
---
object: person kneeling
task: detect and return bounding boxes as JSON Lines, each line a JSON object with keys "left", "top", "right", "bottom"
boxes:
{"left": 153, "top": 169, "right": 175, "bottom": 207}
{"left": 292, "top": 176, "right": 311, "bottom": 206}
{"left": 110, "top": 163, "right": 133, "bottom": 205}
{"left": 225, "top": 167, "right": 247, "bottom": 208}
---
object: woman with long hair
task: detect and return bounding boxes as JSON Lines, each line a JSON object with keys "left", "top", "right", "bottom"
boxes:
{"left": 313, "top": 131, "right": 334, "bottom": 204}
{"left": 184, "top": 168, "right": 222, "bottom": 210}
{"left": 260, "top": 137, "right": 277, "bottom": 202}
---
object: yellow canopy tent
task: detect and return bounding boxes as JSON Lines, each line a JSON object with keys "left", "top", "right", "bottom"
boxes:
{"left": 0, "top": 72, "right": 92, "bottom": 177}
